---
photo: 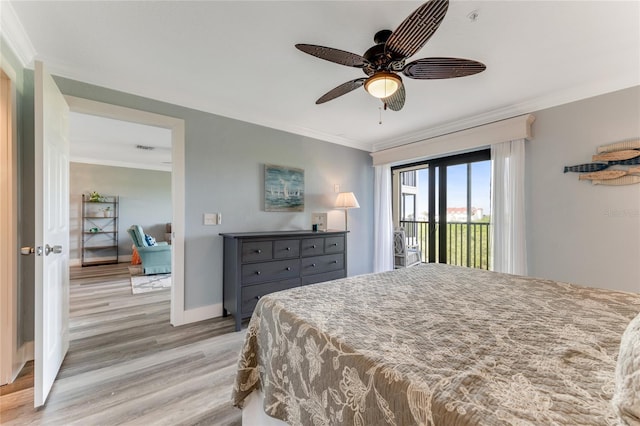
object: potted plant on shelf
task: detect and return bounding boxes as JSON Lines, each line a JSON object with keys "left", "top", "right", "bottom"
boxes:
{"left": 89, "top": 191, "right": 105, "bottom": 202}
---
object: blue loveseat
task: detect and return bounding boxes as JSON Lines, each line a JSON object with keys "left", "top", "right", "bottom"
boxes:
{"left": 127, "top": 225, "right": 172, "bottom": 275}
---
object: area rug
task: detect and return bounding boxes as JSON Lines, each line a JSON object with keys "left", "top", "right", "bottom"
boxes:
{"left": 129, "top": 266, "right": 171, "bottom": 294}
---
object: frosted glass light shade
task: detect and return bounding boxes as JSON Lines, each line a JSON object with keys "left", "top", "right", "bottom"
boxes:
{"left": 364, "top": 72, "right": 401, "bottom": 98}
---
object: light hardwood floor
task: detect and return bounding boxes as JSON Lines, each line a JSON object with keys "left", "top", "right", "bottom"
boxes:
{"left": 0, "top": 263, "right": 245, "bottom": 425}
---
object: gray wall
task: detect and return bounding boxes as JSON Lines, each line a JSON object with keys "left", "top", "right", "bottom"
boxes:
{"left": 53, "top": 76, "right": 375, "bottom": 311}
{"left": 69, "top": 163, "right": 172, "bottom": 261}
{"left": 526, "top": 86, "right": 640, "bottom": 293}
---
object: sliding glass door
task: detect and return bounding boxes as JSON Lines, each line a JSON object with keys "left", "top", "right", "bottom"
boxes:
{"left": 393, "top": 150, "right": 491, "bottom": 269}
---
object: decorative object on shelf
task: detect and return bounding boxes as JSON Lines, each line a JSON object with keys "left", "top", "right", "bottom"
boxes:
{"left": 101, "top": 206, "right": 112, "bottom": 217}
{"left": 311, "top": 212, "right": 328, "bottom": 231}
{"left": 335, "top": 192, "right": 360, "bottom": 230}
{"left": 88, "top": 191, "right": 105, "bottom": 202}
{"left": 564, "top": 139, "right": 640, "bottom": 186}
{"left": 264, "top": 164, "right": 305, "bottom": 212}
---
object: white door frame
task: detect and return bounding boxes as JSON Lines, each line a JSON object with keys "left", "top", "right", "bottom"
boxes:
{"left": 64, "top": 96, "right": 187, "bottom": 326}
{"left": 0, "top": 58, "right": 20, "bottom": 385}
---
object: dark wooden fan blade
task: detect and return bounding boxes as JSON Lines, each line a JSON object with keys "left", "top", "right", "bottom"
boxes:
{"left": 295, "top": 44, "right": 367, "bottom": 68}
{"left": 382, "top": 81, "right": 406, "bottom": 111}
{"left": 385, "top": 0, "right": 449, "bottom": 59}
{"left": 316, "top": 79, "right": 366, "bottom": 104}
{"left": 403, "top": 58, "right": 486, "bottom": 79}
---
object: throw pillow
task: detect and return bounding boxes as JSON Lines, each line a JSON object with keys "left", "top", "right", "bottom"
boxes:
{"left": 612, "top": 311, "right": 640, "bottom": 425}
{"left": 144, "top": 234, "right": 157, "bottom": 246}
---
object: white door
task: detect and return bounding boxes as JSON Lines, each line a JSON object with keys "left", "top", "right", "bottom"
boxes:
{"left": 34, "top": 61, "right": 70, "bottom": 407}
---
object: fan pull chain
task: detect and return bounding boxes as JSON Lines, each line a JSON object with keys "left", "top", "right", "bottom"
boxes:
{"left": 379, "top": 106, "right": 383, "bottom": 125}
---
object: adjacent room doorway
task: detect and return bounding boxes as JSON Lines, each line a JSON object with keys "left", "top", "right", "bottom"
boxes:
{"left": 64, "top": 96, "right": 187, "bottom": 326}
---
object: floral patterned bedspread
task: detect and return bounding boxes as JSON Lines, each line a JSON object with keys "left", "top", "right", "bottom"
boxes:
{"left": 232, "top": 263, "right": 640, "bottom": 425}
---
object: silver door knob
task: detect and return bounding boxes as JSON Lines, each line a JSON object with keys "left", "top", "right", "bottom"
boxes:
{"left": 44, "top": 244, "right": 63, "bottom": 256}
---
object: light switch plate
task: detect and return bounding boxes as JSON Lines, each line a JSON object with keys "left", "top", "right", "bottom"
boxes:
{"left": 204, "top": 213, "right": 217, "bottom": 225}
{"left": 334, "top": 184, "right": 340, "bottom": 193}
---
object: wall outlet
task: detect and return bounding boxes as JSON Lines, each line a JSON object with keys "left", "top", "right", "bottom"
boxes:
{"left": 334, "top": 184, "right": 340, "bottom": 193}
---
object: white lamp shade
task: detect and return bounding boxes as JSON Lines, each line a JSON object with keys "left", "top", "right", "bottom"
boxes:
{"left": 335, "top": 192, "right": 360, "bottom": 209}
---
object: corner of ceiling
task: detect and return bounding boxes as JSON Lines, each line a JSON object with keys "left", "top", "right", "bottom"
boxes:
{"left": 1, "top": 1, "right": 37, "bottom": 68}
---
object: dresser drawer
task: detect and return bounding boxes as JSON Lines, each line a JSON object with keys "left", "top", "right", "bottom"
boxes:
{"left": 324, "top": 236, "right": 344, "bottom": 253}
{"left": 302, "top": 269, "right": 345, "bottom": 286}
{"left": 242, "top": 241, "right": 272, "bottom": 263}
{"left": 242, "top": 259, "right": 300, "bottom": 285}
{"left": 241, "top": 278, "right": 300, "bottom": 315}
{"left": 301, "top": 253, "right": 344, "bottom": 276}
{"left": 301, "top": 238, "right": 324, "bottom": 256}
{"left": 274, "top": 239, "right": 300, "bottom": 259}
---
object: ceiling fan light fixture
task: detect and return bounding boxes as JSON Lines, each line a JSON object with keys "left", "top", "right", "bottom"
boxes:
{"left": 364, "top": 72, "right": 401, "bottom": 98}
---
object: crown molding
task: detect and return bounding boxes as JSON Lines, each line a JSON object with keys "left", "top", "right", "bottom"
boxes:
{"left": 0, "top": 1, "right": 36, "bottom": 67}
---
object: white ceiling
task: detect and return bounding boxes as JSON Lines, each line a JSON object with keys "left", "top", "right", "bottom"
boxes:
{"left": 69, "top": 112, "right": 172, "bottom": 171}
{"left": 5, "top": 1, "right": 640, "bottom": 154}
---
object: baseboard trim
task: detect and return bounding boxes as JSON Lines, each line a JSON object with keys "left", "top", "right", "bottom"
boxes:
{"left": 173, "top": 303, "right": 223, "bottom": 326}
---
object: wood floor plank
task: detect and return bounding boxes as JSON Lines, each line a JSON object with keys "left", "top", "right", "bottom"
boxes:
{"left": 0, "top": 263, "right": 245, "bottom": 425}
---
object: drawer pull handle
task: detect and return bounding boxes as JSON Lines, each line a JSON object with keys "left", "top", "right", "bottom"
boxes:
{"left": 286, "top": 267, "right": 291, "bottom": 271}
{"left": 333, "top": 260, "right": 338, "bottom": 264}
{"left": 256, "top": 249, "right": 262, "bottom": 254}
{"left": 331, "top": 243, "right": 338, "bottom": 246}
{"left": 255, "top": 295, "right": 261, "bottom": 300}
{"left": 311, "top": 263, "right": 316, "bottom": 267}
{"left": 286, "top": 247, "right": 291, "bottom": 251}
{"left": 256, "top": 271, "right": 261, "bottom": 275}
{"left": 312, "top": 244, "right": 317, "bottom": 248}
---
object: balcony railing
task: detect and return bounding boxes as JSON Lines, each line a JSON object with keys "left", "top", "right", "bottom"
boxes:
{"left": 399, "top": 220, "right": 492, "bottom": 270}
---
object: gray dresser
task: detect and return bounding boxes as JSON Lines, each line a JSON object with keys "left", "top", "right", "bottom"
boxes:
{"left": 221, "top": 230, "right": 347, "bottom": 331}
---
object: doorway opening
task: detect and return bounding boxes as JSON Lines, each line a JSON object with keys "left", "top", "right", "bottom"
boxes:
{"left": 64, "top": 96, "right": 186, "bottom": 325}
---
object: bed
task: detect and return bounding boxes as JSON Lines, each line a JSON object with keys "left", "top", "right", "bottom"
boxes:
{"left": 232, "top": 263, "right": 640, "bottom": 425}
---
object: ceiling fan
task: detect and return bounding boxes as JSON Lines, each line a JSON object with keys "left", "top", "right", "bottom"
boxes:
{"left": 295, "top": 0, "right": 486, "bottom": 111}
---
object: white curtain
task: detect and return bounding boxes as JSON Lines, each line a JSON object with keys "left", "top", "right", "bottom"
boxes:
{"left": 374, "top": 164, "right": 394, "bottom": 272}
{"left": 491, "top": 139, "right": 527, "bottom": 275}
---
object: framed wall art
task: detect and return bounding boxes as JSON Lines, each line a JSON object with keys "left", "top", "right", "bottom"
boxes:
{"left": 264, "top": 164, "right": 305, "bottom": 212}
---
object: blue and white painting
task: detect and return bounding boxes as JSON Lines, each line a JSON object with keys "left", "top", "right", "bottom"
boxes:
{"left": 265, "top": 164, "right": 304, "bottom": 212}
